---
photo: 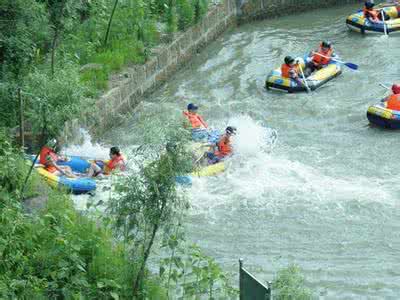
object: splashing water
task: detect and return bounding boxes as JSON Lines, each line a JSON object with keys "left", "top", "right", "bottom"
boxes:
{"left": 61, "top": 129, "right": 109, "bottom": 160}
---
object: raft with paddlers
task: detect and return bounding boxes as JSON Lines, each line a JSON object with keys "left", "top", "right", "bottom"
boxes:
{"left": 367, "top": 103, "right": 400, "bottom": 129}
{"left": 265, "top": 55, "right": 342, "bottom": 93}
{"left": 367, "top": 84, "right": 400, "bottom": 129}
{"left": 29, "top": 155, "right": 101, "bottom": 194}
{"left": 346, "top": 3, "right": 400, "bottom": 34}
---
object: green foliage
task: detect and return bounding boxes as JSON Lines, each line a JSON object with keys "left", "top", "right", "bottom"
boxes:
{"left": 0, "top": 130, "right": 38, "bottom": 196}
{"left": 194, "top": 0, "right": 209, "bottom": 23}
{"left": 166, "top": 4, "right": 178, "bottom": 34}
{"left": 0, "top": 189, "right": 138, "bottom": 299}
{"left": 160, "top": 224, "right": 237, "bottom": 299}
{"left": 273, "top": 265, "right": 313, "bottom": 300}
{"left": 177, "top": 0, "right": 194, "bottom": 30}
{"left": 0, "top": 0, "right": 49, "bottom": 78}
{"left": 23, "top": 63, "right": 86, "bottom": 139}
{"left": 109, "top": 131, "right": 193, "bottom": 296}
{"left": 0, "top": 80, "right": 19, "bottom": 129}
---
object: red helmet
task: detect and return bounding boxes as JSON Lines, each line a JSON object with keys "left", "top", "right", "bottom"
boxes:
{"left": 392, "top": 84, "right": 400, "bottom": 94}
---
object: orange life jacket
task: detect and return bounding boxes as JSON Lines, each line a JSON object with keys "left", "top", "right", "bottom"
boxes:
{"left": 39, "top": 146, "right": 58, "bottom": 165}
{"left": 106, "top": 155, "right": 126, "bottom": 173}
{"left": 386, "top": 94, "right": 400, "bottom": 111}
{"left": 363, "top": 7, "right": 380, "bottom": 22}
{"left": 215, "top": 135, "right": 232, "bottom": 158}
{"left": 183, "top": 111, "right": 208, "bottom": 129}
{"left": 46, "top": 165, "right": 58, "bottom": 173}
{"left": 312, "top": 45, "right": 333, "bottom": 65}
{"left": 281, "top": 64, "right": 298, "bottom": 78}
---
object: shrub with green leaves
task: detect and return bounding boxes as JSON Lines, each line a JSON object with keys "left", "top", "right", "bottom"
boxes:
{"left": 273, "top": 264, "right": 313, "bottom": 300}
{"left": 0, "top": 130, "right": 39, "bottom": 196}
{"left": 23, "top": 63, "right": 86, "bottom": 140}
{"left": 177, "top": 0, "right": 194, "bottom": 30}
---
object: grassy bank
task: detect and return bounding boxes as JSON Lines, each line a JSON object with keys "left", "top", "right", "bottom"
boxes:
{"left": 0, "top": 0, "right": 210, "bottom": 141}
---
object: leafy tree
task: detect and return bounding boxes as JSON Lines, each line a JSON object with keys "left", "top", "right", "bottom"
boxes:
{"left": 273, "top": 264, "right": 313, "bottom": 300}
{"left": 0, "top": 0, "right": 48, "bottom": 79}
{"left": 103, "top": 0, "right": 119, "bottom": 46}
{"left": 176, "top": 0, "right": 194, "bottom": 30}
{"left": 109, "top": 131, "right": 193, "bottom": 298}
{"left": 43, "top": 0, "right": 80, "bottom": 75}
{"left": 22, "top": 63, "right": 86, "bottom": 141}
{"left": 194, "top": 0, "right": 209, "bottom": 23}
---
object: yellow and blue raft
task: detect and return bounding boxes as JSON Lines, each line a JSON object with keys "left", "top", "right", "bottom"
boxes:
{"left": 346, "top": 5, "right": 400, "bottom": 34}
{"left": 367, "top": 101, "right": 400, "bottom": 129}
{"left": 265, "top": 56, "right": 342, "bottom": 93}
{"left": 29, "top": 155, "right": 104, "bottom": 194}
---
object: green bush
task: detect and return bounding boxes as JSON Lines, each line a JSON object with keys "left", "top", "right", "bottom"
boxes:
{"left": 273, "top": 265, "right": 313, "bottom": 300}
{"left": 194, "top": 0, "right": 209, "bottom": 23}
{"left": 177, "top": 0, "right": 194, "bottom": 30}
{"left": 80, "top": 67, "right": 109, "bottom": 94}
{"left": 23, "top": 63, "right": 86, "bottom": 140}
{"left": 0, "top": 190, "right": 140, "bottom": 299}
{"left": 0, "top": 130, "right": 39, "bottom": 196}
{"left": 0, "top": 80, "right": 19, "bottom": 130}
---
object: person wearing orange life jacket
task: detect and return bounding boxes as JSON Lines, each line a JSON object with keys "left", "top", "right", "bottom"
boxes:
{"left": 183, "top": 103, "right": 208, "bottom": 129}
{"left": 83, "top": 147, "right": 126, "bottom": 177}
{"left": 281, "top": 56, "right": 304, "bottom": 87}
{"left": 305, "top": 41, "right": 335, "bottom": 77}
{"left": 364, "top": 1, "right": 380, "bottom": 22}
{"left": 363, "top": 1, "right": 390, "bottom": 22}
{"left": 206, "top": 126, "right": 236, "bottom": 164}
{"left": 384, "top": 84, "right": 400, "bottom": 111}
{"left": 39, "top": 144, "right": 75, "bottom": 177}
{"left": 183, "top": 103, "right": 209, "bottom": 141}
{"left": 103, "top": 146, "right": 126, "bottom": 175}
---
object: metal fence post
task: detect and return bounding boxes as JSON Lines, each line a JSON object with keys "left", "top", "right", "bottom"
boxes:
{"left": 239, "top": 259, "right": 271, "bottom": 300}
{"left": 239, "top": 258, "right": 244, "bottom": 300}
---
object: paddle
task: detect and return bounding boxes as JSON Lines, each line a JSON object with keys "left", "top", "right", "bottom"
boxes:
{"left": 381, "top": 10, "right": 389, "bottom": 36}
{"left": 312, "top": 52, "right": 358, "bottom": 70}
{"left": 298, "top": 63, "right": 311, "bottom": 93}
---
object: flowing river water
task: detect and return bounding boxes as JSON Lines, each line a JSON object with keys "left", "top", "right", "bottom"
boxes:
{"left": 68, "top": 3, "right": 400, "bottom": 298}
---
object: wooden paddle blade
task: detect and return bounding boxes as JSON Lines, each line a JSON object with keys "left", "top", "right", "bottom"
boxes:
{"left": 344, "top": 62, "right": 358, "bottom": 70}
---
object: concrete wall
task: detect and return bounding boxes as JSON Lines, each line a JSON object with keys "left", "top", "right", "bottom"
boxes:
{"left": 237, "top": 0, "right": 362, "bottom": 23}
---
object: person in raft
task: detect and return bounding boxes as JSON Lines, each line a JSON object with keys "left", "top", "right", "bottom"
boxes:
{"left": 363, "top": 1, "right": 390, "bottom": 23}
{"left": 39, "top": 144, "right": 76, "bottom": 178}
{"left": 183, "top": 103, "right": 209, "bottom": 141}
{"left": 88, "top": 146, "right": 127, "bottom": 177}
{"left": 206, "top": 126, "right": 237, "bottom": 165}
{"left": 383, "top": 84, "right": 400, "bottom": 110}
{"left": 305, "top": 41, "right": 335, "bottom": 77}
{"left": 281, "top": 56, "right": 304, "bottom": 86}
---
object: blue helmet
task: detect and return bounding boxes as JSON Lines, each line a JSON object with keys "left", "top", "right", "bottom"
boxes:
{"left": 187, "top": 103, "right": 198, "bottom": 111}
{"left": 365, "top": 1, "right": 374, "bottom": 9}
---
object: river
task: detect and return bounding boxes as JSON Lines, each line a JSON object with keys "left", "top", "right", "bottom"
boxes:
{"left": 69, "top": 3, "right": 400, "bottom": 298}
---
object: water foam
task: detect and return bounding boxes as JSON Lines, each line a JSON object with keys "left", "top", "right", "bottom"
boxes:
{"left": 188, "top": 115, "right": 396, "bottom": 216}
{"left": 61, "top": 129, "right": 109, "bottom": 160}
